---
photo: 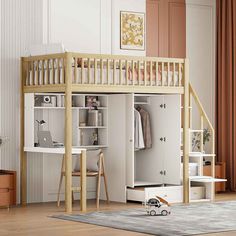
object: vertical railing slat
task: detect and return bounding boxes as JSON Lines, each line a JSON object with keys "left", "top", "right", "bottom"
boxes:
{"left": 150, "top": 61, "right": 153, "bottom": 86}
{"left": 88, "top": 58, "right": 91, "bottom": 84}
{"left": 173, "top": 62, "right": 176, "bottom": 86}
{"left": 125, "top": 60, "right": 129, "bottom": 85}
{"left": 107, "top": 59, "right": 110, "bottom": 85}
{"left": 81, "top": 58, "right": 84, "bottom": 84}
{"left": 167, "top": 62, "right": 170, "bottom": 86}
{"left": 57, "top": 58, "right": 60, "bottom": 84}
{"left": 132, "top": 60, "right": 135, "bottom": 86}
{"left": 119, "top": 60, "right": 122, "bottom": 85}
{"left": 178, "top": 63, "right": 181, "bottom": 86}
{"left": 100, "top": 59, "right": 103, "bottom": 84}
{"left": 113, "top": 60, "right": 116, "bottom": 85}
{"left": 138, "top": 60, "right": 141, "bottom": 86}
{"left": 94, "top": 58, "right": 97, "bottom": 84}
{"left": 156, "top": 61, "right": 158, "bottom": 86}
{"left": 144, "top": 61, "right": 147, "bottom": 86}
{"left": 161, "top": 62, "right": 164, "bottom": 86}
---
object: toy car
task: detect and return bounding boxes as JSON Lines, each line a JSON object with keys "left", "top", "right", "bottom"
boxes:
{"left": 144, "top": 196, "right": 171, "bottom": 216}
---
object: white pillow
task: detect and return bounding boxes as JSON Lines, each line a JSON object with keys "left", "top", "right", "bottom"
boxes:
{"left": 74, "top": 149, "right": 101, "bottom": 172}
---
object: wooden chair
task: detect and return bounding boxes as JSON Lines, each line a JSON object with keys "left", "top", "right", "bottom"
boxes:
{"left": 57, "top": 149, "right": 109, "bottom": 209}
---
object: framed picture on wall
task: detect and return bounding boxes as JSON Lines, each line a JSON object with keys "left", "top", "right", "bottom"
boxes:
{"left": 120, "top": 11, "right": 145, "bottom": 51}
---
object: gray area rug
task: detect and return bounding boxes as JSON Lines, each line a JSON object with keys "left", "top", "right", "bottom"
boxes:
{"left": 52, "top": 201, "right": 236, "bottom": 236}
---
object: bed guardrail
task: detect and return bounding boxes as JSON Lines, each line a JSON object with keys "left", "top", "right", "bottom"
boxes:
{"left": 22, "top": 52, "right": 185, "bottom": 91}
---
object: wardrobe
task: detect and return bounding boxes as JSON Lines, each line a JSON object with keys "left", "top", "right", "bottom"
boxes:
{"left": 104, "top": 93, "right": 181, "bottom": 203}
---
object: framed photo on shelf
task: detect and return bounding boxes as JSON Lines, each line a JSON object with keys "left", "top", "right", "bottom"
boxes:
{"left": 120, "top": 11, "right": 145, "bottom": 51}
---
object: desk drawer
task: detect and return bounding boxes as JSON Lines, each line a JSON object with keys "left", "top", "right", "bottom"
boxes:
{"left": 0, "top": 189, "right": 11, "bottom": 206}
{"left": 0, "top": 174, "right": 14, "bottom": 189}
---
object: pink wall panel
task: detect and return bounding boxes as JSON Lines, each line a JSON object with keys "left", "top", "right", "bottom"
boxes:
{"left": 146, "top": 0, "right": 186, "bottom": 58}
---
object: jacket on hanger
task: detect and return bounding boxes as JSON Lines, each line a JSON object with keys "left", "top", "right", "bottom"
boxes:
{"left": 139, "top": 108, "right": 152, "bottom": 148}
{"left": 134, "top": 109, "right": 145, "bottom": 149}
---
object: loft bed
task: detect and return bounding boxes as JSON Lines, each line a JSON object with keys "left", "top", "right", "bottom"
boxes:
{"left": 20, "top": 52, "right": 215, "bottom": 213}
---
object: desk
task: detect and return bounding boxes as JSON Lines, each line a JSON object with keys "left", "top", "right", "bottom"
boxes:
{"left": 23, "top": 147, "right": 87, "bottom": 212}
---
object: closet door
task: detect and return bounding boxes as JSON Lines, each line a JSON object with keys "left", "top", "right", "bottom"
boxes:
{"left": 126, "top": 94, "right": 135, "bottom": 188}
{"left": 135, "top": 95, "right": 165, "bottom": 184}
{"left": 104, "top": 94, "right": 127, "bottom": 202}
{"left": 163, "top": 95, "right": 181, "bottom": 185}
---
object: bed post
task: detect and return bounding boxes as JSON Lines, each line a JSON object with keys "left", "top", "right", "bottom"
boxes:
{"left": 65, "top": 52, "right": 73, "bottom": 213}
{"left": 20, "top": 58, "right": 27, "bottom": 205}
{"left": 183, "top": 58, "right": 190, "bottom": 203}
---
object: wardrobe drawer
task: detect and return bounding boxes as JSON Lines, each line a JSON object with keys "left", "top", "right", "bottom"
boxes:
{"left": 127, "top": 186, "right": 183, "bottom": 203}
{"left": 0, "top": 174, "right": 14, "bottom": 189}
{"left": 190, "top": 187, "right": 205, "bottom": 200}
{"left": 145, "top": 186, "right": 183, "bottom": 203}
{"left": 127, "top": 188, "right": 145, "bottom": 202}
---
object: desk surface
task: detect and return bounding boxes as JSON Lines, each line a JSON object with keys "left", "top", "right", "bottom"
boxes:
{"left": 24, "top": 147, "right": 86, "bottom": 154}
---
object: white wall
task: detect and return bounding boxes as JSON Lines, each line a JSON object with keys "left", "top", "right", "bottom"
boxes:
{"left": 186, "top": 0, "right": 216, "bottom": 129}
{"left": 0, "top": 0, "right": 44, "bottom": 203}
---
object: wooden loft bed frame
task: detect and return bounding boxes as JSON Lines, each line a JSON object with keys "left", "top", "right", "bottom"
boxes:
{"left": 20, "top": 52, "right": 214, "bottom": 213}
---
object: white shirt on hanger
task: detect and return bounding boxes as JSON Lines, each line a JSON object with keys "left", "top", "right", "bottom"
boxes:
{"left": 134, "top": 109, "right": 145, "bottom": 150}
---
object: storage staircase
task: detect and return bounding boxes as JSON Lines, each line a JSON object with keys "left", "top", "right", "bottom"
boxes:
{"left": 183, "top": 83, "right": 226, "bottom": 202}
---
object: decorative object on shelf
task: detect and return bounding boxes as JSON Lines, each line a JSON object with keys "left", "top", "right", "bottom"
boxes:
{"left": 79, "top": 122, "right": 86, "bottom": 127}
{"left": 56, "top": 95, "right": 62, "bottom": 107}
{"left": 36, "top": 120, "right": 46, "bottom": 133}
{"left": 92, "top": 130, "right": 98, "bottom": 146}
{"left": 98, "top": 112, "right": 103, "bottom": 126}
{"left": 144, "top": 196, "right": 171, "bottom": 216}
{"left": 88, "top": 110, "right": 98, "bottom": 126}
{"left": 192, "top": 128, "right": 211, "bottom": 151}
{"left": 41, "top": 95, "right": 52, "bottom": 107}
{"left": 35, "top": 120, "right": 46, "bottom": 146}
{"left": 120, "top": 11, "right": 145, "bottom": 50}
{"left": 51, "top": 96, "right": 56, "bottom": 107}
{"left": 86, "top": 96, "right": 99, "bottom": 108}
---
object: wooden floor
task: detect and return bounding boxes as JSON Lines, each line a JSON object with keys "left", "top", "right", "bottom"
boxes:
{"left": 0, "top": 193, "right": 236, "bottom": 236}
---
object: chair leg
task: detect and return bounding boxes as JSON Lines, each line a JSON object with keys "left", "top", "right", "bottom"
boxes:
{"left": 96, "top": 158, "right": 102, "bottom": 209}
{"left": 57, "top": 173, "right": 63, "bottom": 207}
{"left": 101, "top": 156, "right": 109, "bottom": 204}
{"left": 57, "top": 155, "right": 65, "bottom": 207}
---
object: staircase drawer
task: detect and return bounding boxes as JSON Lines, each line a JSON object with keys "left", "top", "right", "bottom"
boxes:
{"left": 190, "top": 187, "right": 205, "bottom": 200}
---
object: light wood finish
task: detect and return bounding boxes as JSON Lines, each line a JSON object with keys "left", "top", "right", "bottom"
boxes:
{"left": 22, "top": 52, "right": 185, "bottom": 93}
{"left": 183, "top": 58, "right": 190, "bottom": 203}
{"left": 80, "top": 150, "right": 87, "bottom": 211}
{"left": 189, "top": 83, "right": 216, "bottom": 199}
{"left": 57, "top": 150, "right": 109, "bottom": 210}
{"left": 200, "top": 116, "right": 204, "bottom": 152}
{"left": 21, "top": 52, "right": 190, "bottom": 212}
{"left": 65, "top": 52, "right": 73, "bottom": 213}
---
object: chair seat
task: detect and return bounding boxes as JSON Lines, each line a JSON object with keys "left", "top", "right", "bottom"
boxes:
{"left": 62, "top": 171, "right": 103, "bottom": 176}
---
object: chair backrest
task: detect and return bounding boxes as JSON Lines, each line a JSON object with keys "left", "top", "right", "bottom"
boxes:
{"left": 73, "top": 149, "right": 103, "bottom": 172}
